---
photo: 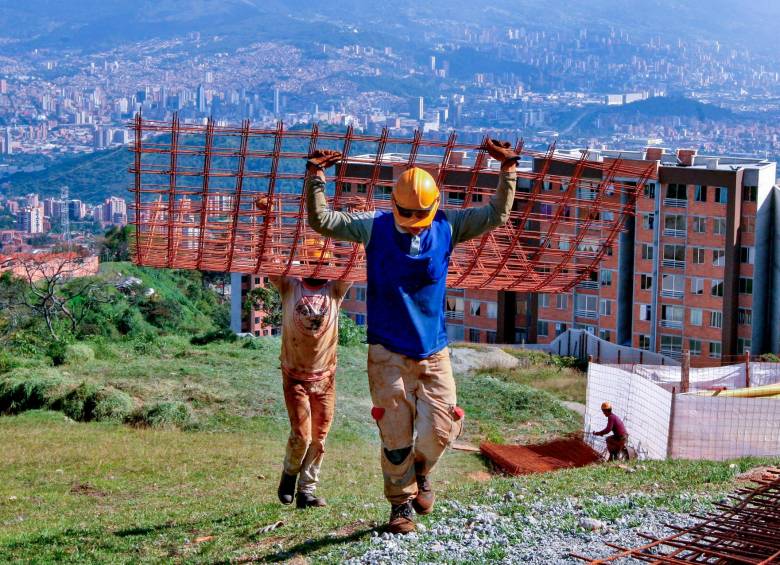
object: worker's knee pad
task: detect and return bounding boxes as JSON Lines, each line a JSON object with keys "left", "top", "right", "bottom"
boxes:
{"left": 383, "top": 445, "right": 412, "bottom": 465}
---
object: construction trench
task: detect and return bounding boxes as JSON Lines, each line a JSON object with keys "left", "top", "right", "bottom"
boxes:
{"left": 480, "top": 437, "right": 601, "bottom": 475}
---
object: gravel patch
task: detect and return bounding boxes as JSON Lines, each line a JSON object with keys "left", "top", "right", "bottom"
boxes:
{"left": 333, "top": 489, "right": 710, "bottom": 564}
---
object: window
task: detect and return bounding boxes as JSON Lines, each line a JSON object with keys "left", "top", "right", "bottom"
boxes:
{"left": 345, "top": 288, "right": 352, "bottom": 300}
{"left": 446, "top": 297, "right": 464, "bottom": 314}
{"left": 469, "top": 301, "right": 482, "bottom": 316}
{"left": 709, "top": 311, "right": 723, "bottom": 329}
{"left": 576, "top": 294, "right": 598, "bottom": 314}
{"left": 639, "top": 304, "right": 652, "bottom": 321}
{"left": 486, "top": 302, "right": 497, "bottom": 319}
{"left": 355, "top": 314, "right": 366, "bottom": 325}
{"left": 486, "top": 331, "right": 496, "bottom": 344}
{"left": 694, "top": 185, "right": 707, "bottom": 202}
{"left": 641, "top": 244, "right": 654, "bottom": 260}
{"left": 638, "top": 335, "right": 651, "bottom": 350}
{"left": 709, "top": 342, "right": 722, "bottom": 358}
{"left": 691, "top": 277, "right": 704, "bottom": 295}
{"left": 556, "top": 294, "right": 568, "bottom": 309}
{"left": 254, "top": 276, "right": 261, "bottom": 285}
{"left": 644, "top": 183, "right": 656, "bottom": 198}
{"left": 662, "top": 274, "right": 684, "bottom": 296}
{"left": 468, "top": 328, "right": 481, "bottom": 342}
{"left": 690, "top": 308, "right": 703, "bottom": 326}
{"left": 714, "top": 186, "right": 728, "bottom": 204}
{"left": 692, "top": 248, "right": 705, "bottom": 264}
{"left": 711, "top": 280, "right": 724, "bottom": 297}
{"left": 599, "top": 329, "right": 611, "bottom": 342}
{"left": 664, "top": 214, "right": 685, "bottom": 233}
{"left": 738, "top": 308, "right": 752, "bottom": 325}
{"left": 742, "top": 185, "right": 758, "bottom": 202}
{"left": 740, "top": 246, "right": 754, "bottom": 264}
{"left": 689, "top": 339, "right": 702, "bottom": 355}
{"left": 554, "top": 322, "right": 567, "bottom": 337}
{"left": 662, "top": 305, "right": 684, "bottom": 323}
{"left": 600, "top": 270, "right": 613, "bottom": 286}
{"left": 661, "top": 335, "right": 683, "bottom": 353}
{"left": 712, "top": 249, "right": 725, "bottom": 267}
{"left": 663, "top": 244, "right": 685, "bottom": 265}
{"left": 254, "top": 316, "right": 260, "bottom": 324}
{"left": 666, "top": 183, "right": 687, "bottom": 200}
{"left": 743, "top": 216, "right": 755, "bottom": 233}
{"left": 642, "top": 213, "right": 655, "bottom": 230}
{"left": 537, "top": 321, "right": 549, "bottom": 337}
{"left": 739, "top": 277, "right": 753, "bottom": 295}
{"left": 692, "top": 216, "right": 706, "bottom": 233}
{"left": 355, "top": 287, "right": 367, "bottom": 301}
{"left": 538, "top": 294, "right": 550, "bottom": 308}
{"left": 600, "top": 299, "right": 612, "bottom": 316}
{"left": 356, "top": 183, "right": 368, "bottom": 194}
{"left": 737, "top": 338, "right": 752, "bottom": 354}
{"left": 713, "top": 218, "right": 726, "bottom": 235}
{"left": 640, "top": 274, "right": 653, "bottom": 290}
{"left": 447, "top": 324, "right": 465, "bottom": 341}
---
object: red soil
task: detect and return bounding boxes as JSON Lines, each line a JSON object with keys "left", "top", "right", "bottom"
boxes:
{"left": 480, "top": 438, "right": 600, "bottom": 476}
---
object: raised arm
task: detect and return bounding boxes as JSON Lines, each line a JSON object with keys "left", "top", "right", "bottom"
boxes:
{"left": 305, "top": 150, "right": 374, "bottom": 244}
{"left": 446, "top": 139, "right": 518, "bottom": 245}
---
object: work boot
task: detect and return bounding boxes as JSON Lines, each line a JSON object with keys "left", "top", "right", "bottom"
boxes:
{"left": 277, "top": 472, "right": 297, "bottom": 505}
{"left": 387, "top": 501, "right": 416, "bottom": 534}
{"left": 412, "top": 474, "right": 435, "bottom": 515}
{"left": 296, "top": 492, "right": 327, "bottom": 509}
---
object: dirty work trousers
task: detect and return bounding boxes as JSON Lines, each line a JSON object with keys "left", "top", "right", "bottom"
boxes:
{"left": 367, "top": 344, "right": 463, "bottom": 505}
{"left": 282, "top": 371, "right": 336, "bottom": 494}
{"left": 606, "top": 434, "right": 627, "bottom": 461}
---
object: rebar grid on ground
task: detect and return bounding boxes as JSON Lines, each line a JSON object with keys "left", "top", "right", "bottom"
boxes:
{"left": 129, "top": 114, "right": 657, "bottom": 291}
{"left": 573, "top": 468, "right": 780, "bottom": 564}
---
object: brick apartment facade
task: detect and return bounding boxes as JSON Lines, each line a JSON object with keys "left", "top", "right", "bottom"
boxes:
{"left": 234, "top": 147, "right": 778, "bottom": 365}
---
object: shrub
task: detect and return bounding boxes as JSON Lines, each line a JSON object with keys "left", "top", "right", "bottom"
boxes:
{"left": 552, "top": 355, "right": 588, "bottom": 372}
{"left": 131, "top": 332, "right": 160, "bottom": 355}
{"left": 47, "top": 341, "right": 69, "bottom": 367}
{"left": 57, "top": 382, "right": 101, "bottom": 421}
{"left": 92, "top": 388, "right": 133, "bottom": 422}
{"left": 88, "top": 337, "right": 119, "bottom": 361}
{"left": 242, "top": 337, "right": 270, "bottom": 351}
{"left": 190, "top": 327, "right": 237, "bottom": 346}
{"left": 65, "top": 343, "right": 95, "bottom": 365}
{"left": 0, "top": 352, "right": 18, "bottom": 375}
{"left": 126, "top": 401, "right": 192, "bottom": 429}
{"left": 0, "top": 374, "right": 64, "bottom": 414}
{"left": 338, "top": 312, "right": 366, "bottom": 346}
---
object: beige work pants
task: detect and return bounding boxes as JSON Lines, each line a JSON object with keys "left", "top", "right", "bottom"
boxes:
{"left": 367, "top": 344, "right": 463, "bottom": 505}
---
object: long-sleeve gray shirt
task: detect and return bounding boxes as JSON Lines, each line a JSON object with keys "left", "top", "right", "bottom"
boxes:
{"left": 306, "top": 172, "right": 516, "bottom": 253}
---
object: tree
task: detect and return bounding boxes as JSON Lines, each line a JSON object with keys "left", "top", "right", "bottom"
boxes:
{"left": 244, "top": 284, "right": 282, "bottom": 329}
{"left": 98, "top": 225, "right": 133, "bottom": 262}
{"left": 0, "top": 252, "right": 110, "bottom": 341}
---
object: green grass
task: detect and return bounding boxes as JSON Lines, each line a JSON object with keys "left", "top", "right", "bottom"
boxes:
{"left": 0, "top": 339, "right": 777, "bottom": 563}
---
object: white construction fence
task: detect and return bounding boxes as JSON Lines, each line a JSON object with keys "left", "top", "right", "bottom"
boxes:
{"left": 585, "top": 362, "right": 780, "bottom": 461}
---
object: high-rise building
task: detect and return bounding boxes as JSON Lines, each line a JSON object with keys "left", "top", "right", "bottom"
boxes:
{"left": 273, "top": 87, "right": 281, "bottom": 115}
{"left": 197, "top": 84, "right": 207, "bottom": 113}
{"left": 3, "top": 128, "right": 12, "bottom": 155}
{"left": 69, "top": 199, "right": 86, "bottom": 221}
{"left": 0, "top": 79, "right": 7, "bottom": 94}
{"left": 17, "top": 205, "right": 44, "bottom": 234}
{"left": 333, "top": 148, "right": 780, "bottom": 364}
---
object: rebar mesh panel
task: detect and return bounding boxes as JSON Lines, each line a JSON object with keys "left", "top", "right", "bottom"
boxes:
{"left": 130, "top": 115, "right": 656, "bottom": 291}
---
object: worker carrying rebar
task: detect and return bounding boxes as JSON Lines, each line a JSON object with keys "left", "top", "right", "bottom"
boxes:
{"left": 304, "top": 139, "right": 517, "bottom": 534}
{"left": 593, "top": 402, "right": 628, "bottom": 461}
{"left": 269, "top": 244, "right": 352, "bottom": 509}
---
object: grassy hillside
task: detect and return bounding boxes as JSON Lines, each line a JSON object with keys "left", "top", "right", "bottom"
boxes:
{"left": 1, "top": 337, "right": 777, "bottom": 563}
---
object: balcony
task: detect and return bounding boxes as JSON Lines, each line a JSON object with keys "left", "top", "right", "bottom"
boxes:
{"left": 660, "top": 319, "right": 683, "bottom": 329}
{"left": 577, "top": 280, "right": 599, "bottom": 290}
{"left": 445, "top": 311, "right": 464, "bottom": 320}
{"left": 575, "top": 309, "right": 598, "bottom": 319}
{"left": 664, "top": 198, "right": 687, "bottom": 208}
{"left": 662, "top": 259, "right": 685, "bottom": 269}
{"left": 660, "top": 289, "right": 684, "bottom": 299}
{"left": 663, "top": 229, "right": 686, "bottom": 238}
{"left": 660, "top": 349, "right": 683, "bottom": 360}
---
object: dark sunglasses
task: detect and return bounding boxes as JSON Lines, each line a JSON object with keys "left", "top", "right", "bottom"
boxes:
{"left": 393, "top": 197, "right": 438, "bottom": 219}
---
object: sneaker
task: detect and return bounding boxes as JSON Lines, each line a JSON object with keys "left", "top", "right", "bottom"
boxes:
{"left": 387, "top": 501, "right": 416, "bottom": 534}
{"left": 296, "top": 492, "right": 327, "bottom": 509}
{"left": 412, "top": 474, "right": 435, "bottom": 515}
{"left": 277, "top": 472, "right": 297, "bottom": 505}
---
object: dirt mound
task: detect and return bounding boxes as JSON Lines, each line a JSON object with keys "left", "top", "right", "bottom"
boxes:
{"left": 480, "top": 438, "right": 600, "bottom": 475}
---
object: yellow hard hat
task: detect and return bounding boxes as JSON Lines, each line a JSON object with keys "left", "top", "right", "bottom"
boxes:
{"left": 301, "top": 238, "right": 332, "bottom": 264}
{"left": 392, "top": 167, "right": 440, "bottom": 229}
{"left": 601, "top": 402, "right": 612, "bottom": 411}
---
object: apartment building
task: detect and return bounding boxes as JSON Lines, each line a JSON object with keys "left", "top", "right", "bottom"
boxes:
{"left": 233, "top": 147, "right": 779, "bottom": 364}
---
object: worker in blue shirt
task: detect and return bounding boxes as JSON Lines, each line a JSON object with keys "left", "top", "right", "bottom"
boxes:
{"left": 305, "top": 139, "right": 517, "bottom": 533}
